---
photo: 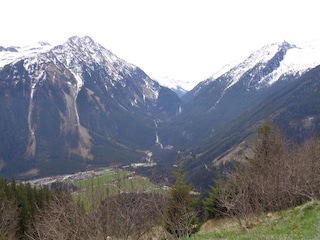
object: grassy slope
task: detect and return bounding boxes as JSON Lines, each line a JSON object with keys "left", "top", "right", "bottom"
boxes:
{"left": 188, "top": 201, "right": 320, "bottom": 240}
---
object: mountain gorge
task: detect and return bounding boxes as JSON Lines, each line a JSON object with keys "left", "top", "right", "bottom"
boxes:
{"left": 1, "top": 36, "right": 320, "bottom": 187}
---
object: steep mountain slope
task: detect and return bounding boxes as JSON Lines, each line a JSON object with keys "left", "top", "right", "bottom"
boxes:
{"left": 160, "top": 40, "right": 320, "bottom": 148}
{"left": 0, "top": 36, "right": 181, "bottom": 178}
{"left": 185, "top": 64, "right": 320, "bottom": 190}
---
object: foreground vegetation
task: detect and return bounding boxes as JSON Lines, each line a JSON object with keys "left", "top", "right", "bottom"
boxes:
{"left": 1, "top": 122, "right": 320, "bottom": 239}
{"left": 187, "top": 200, "right": 320, "bottom": 239}
{"left": 204, "top": 122, "right": 320, "bottom": 221}
{"left": 0, "top": 163, "right": 198, "bottom": 239}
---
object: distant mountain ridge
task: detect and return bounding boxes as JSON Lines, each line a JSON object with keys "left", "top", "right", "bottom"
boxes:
{"left": 203, "top": 39, "right": 320, "bottom": 89}
{"left": 187, "top": 40, "right": 320, "bottom": 100}
{"left": 161, "top": 39, "right": 320, "bottom": 147}
{"left": 156, "top": 76, "right": 188, "bottom": 97}
{"left": 1, "top": 36, "right": 320, "bottom": 186}
{"left": 0, "top": 41, "right": 189, "bottom": 97}
{"left": 0, "top": 41, "right": 52, "bottom": 68}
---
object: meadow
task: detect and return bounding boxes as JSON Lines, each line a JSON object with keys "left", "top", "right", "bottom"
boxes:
{"left": 72, "top": 168, "right": 161, "bottom": 211}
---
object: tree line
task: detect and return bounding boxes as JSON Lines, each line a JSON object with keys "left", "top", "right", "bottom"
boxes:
{"left": 0, "top": 161, "right": 199, "bottom": 239}
{"left": 0, "top": 178, "right": 53, "bottom": 239}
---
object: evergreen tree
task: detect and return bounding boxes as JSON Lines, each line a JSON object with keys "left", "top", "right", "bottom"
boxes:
{"left": 203, "top": 174, "right": 225, "bottom": 220}
{"left": 0, "top": 177, "right": 55, "bottom": 239}
{"left": 164, "top": 156, "right": 199, "bottom": 238}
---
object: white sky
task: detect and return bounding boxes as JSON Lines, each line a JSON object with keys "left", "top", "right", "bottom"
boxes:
{"left": 1, "top": 0, "right": 320, "bottom": 89}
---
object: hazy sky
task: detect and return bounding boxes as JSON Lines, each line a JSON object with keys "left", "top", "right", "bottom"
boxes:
{"left": 1, "top": 0, "right": 320, "bottom": 89}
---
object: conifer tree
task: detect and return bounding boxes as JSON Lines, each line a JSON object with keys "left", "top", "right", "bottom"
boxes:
{"left": 203, "top": 174, "right": 225, "bottom": 220}
{"left": 164, "top": 155, "right": 199, "bottom": 238}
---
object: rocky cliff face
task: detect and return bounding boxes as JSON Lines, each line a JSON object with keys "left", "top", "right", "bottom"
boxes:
{"left": 0, "top": 36, "right": 181, "bottom": 177}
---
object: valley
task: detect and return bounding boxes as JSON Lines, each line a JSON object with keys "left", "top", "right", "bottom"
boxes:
{"left": 2, "top": 1, "right": 320, "bottom": 238}
{"left": 1, "top": 36, "right": 320, "bottom": 192}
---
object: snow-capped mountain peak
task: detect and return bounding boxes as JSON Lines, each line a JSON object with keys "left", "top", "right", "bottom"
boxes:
{"left": 51, "top": 36, "right": 137, "bottom": 87}
{"left": 202, "top": 39, "right": 320, "bottom": 91}
{"left": 60, "top": 36, "right": 134, "bottom": 68}
{"left": 185, "top": 38, "right": 320, "bottom": 118}
{"left": 1, "top": 35, "right": 169, "bottom": 107}
{"left": 253, "top": 39, "right": 320, "bottom": 88}
{"left": 223, "top": 41, "right": 296, "bottom": 89}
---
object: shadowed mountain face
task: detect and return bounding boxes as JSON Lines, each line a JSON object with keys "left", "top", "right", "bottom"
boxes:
{"left": 0, "top": 36, "right": 181, "bottom": 177}
{"left": 181, "top": 64, "right": 320, "bottom": 191}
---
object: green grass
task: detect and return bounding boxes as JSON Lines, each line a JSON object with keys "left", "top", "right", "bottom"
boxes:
{"left": 187, "top": 201, "right": 320, "bottom": 240}
{"left": 72, "top": 169, "right": 159, "bottom": 211}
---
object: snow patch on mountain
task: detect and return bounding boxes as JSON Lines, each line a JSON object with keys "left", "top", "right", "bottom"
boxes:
{"left": 258, "top": 39, "right": 320, "bottom": 87}
{"left": 225, "top": 41, "right": 294, "bottom": 89}
{"left": 157, "top": 76, "right": 184, "bottom": 89}
{"left": 156, "top": 76, "right": 188, "bottom": 96}
{"left": 23, "top": 55, "right": 49, "bottom": 98}
{"left": 0, "top": 42, "right": 51, "bottom": 68}
{"left": 201, "top": 61, "right": 239, "bottom": 87}
{"left": 208, "top": 61, "right": 240, "bottom": 82}
{"left": 142, "top": 76, "right": 159, "bottom": 100}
